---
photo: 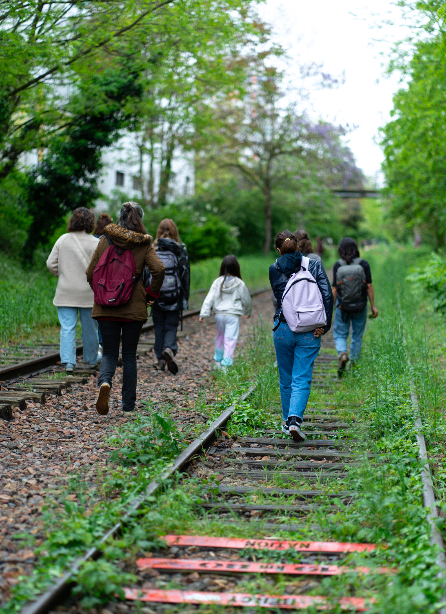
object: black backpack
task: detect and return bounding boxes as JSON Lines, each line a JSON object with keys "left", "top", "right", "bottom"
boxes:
{"left": 144, "top": 250, "right": 181, "bottom": 304}
{"left": 335, "top": 258, "right": 367, "bottom": 312}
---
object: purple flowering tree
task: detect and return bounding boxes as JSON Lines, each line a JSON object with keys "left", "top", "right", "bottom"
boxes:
{"left": 199, "top": 67, "right": 362, "bottom": 252}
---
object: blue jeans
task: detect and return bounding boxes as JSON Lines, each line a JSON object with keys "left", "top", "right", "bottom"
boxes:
{"left": 333, "top": 306, "right": 367, "bottom": 360}
{"left": 57, "top": 307, "right": 99, "bottom": 366}
{"left": 273, "top": 320, "right": 321, "bottom": 421}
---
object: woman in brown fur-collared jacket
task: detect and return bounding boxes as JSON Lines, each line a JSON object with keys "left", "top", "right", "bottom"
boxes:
{"left": 86, "top": 203, "right": 165, "bottom": 415}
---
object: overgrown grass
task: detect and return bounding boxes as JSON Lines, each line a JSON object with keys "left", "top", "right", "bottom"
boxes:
{"left": 0, "top": 253, "right": 274, "bottom": 345}
{"left": 0, "top": 254, "right": 58, "bottom": 345}
{"left": 2, "top": 316, "right": 276, "bottom": 613}
{"left": 190, "top": 254, "right": 275, "bottom": 292}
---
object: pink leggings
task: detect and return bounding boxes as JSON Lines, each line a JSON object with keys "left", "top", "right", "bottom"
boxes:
{"left": 214, "top": 315, "right": 240, "bottom": 366}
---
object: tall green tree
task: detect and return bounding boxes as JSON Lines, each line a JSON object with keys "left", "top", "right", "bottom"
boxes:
{"left": 22, "top": 67, "right": 143, "bottom": 262}
{"left": 0, "top": 0, "right": 268, "bottom": 182}
{"left": 114, "top": 3, "right": 272, "bottom": 207}
{"left": 381, "top": 1, "right": 446, "bottom": 244}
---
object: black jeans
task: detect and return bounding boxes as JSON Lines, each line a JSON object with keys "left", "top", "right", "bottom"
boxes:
{"left": 151, "top": 306, "right": 180, "bottom": 359}
{"left": 97, "top": 320, "right": 143, "bottom": 412}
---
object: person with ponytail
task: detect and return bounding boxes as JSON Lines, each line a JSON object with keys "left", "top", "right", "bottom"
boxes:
{"left": 269, "top": 230, "right": 333, "bottom": 441}
{"left": 86, "top": 202, "right": 165, "bottom": 415}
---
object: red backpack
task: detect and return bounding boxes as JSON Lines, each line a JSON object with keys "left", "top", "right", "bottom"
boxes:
{"left": 92, "top": 236, "right": 141, "bottom": 306}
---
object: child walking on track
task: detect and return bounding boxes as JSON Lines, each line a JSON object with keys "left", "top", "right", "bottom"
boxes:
{"left": 270, "top": 231, "right": 333, "bottom": 441}
{"left": 199, "top": 256, "right": 251, "bottom": 369}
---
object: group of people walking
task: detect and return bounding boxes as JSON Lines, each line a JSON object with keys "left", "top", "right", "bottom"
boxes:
{"left": 46, "top": 202, "right": 376, "bottom": 438}
{"left": 46, "top": 203, "right": 251, "bottom": 415}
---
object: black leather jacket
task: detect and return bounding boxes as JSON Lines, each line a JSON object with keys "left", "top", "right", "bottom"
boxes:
{"left": 269, "top": 252, "right": 333, "bottom": 333}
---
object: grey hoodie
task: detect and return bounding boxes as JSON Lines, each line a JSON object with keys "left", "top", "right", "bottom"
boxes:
{"left": 200, "top": 276, "right": 252, "bottom": 317}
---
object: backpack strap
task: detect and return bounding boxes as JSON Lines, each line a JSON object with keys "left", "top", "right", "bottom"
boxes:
{"left": 71, "top": 233, "right": 92, "bottom": 268}
{"left": 106, "top": 233, "right": 125, "bottom": 256}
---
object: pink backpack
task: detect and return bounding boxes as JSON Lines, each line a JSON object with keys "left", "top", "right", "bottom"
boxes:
{"left": 92, "top": 237, "right": 140, "bottom": 306}
{"left": 281, "top": 256, "right": 327, "bottom": 332}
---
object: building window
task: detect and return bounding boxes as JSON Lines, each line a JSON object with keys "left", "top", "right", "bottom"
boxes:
{"left": 116, "top": 171, "right": 124, "bottom": 187}
{"left": 132, "top": 175, "right": 142, "bottom": 191}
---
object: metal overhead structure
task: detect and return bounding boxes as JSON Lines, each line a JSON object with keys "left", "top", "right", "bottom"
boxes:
{"left": 332, "top": 189, "right": 380, "bottom": 199}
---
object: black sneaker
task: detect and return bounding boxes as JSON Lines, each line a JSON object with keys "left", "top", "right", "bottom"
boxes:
{"left": 281, "top": 422, "right": 290, "bottom": 435}
{"left": 288, "top": 416, "right": 306, "bottom": 441}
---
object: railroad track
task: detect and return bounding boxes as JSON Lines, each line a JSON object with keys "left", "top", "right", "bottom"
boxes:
{"left": 17, "top": 329, "right": 394, "bottom": 614}
{"left": 0, "top": 288, "right": 217, "bottom": 378}
{"left": 3, "top": 292, "right": 444, "bottom": 613}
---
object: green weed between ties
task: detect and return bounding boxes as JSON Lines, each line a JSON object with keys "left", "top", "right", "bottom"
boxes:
{"left": 108, "top": 410, "right": 183, "bottom": 466}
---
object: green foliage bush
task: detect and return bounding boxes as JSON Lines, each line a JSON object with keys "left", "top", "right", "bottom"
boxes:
{"left": 406, "top": 252, "right": 446, "bottom": 312}
{"left": 0, "top": 173, "right": 31, "bottom": 258}
{"left": 182, "top": 215, "right": 239, "bottom": 261}
{"left": 138, "top": 201, "right": 239, "bottom": 262}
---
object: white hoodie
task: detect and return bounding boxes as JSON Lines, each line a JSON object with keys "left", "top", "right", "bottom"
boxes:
{"left": 200, "top": 276, "right": 252, "bottom": 318}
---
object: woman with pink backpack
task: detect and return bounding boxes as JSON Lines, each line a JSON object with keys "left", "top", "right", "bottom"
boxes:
{"left": 86, "top": 203, "right": 165, "bottom": 415}
{"left": 269, "top": 230, "right": 333, "bottom": 441}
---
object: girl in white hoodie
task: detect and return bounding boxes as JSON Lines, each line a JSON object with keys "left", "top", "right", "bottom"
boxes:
{"left": 199, "top": 256, "right": 252, "bottom": 368}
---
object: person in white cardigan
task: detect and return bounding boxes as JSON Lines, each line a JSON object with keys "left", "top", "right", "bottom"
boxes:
{"left": 46, "top": 208, "right": 101, "bottom": 372}
{"left": 199, "top": 255, "right": 251, "bottom": 369}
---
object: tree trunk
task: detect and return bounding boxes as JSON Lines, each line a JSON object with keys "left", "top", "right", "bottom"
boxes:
{"left": 158, "top": 133, "right": 175, "bottom": 207}
{"left": 263, "top": 178, "right": 272, "bottom": 254}
{"left": 137, "top": 141, "right": 147, "bottom": 202}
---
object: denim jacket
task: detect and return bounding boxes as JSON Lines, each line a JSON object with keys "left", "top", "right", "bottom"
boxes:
{"left": 269, "top": 252, "right": 333, "bottom": 333}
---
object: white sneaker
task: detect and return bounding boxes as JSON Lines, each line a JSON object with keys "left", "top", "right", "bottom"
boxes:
{"left": 214, "top": 361, "right": 222, "bottom": 370}
{"left": 89, "top": 352, "right": 102, "bottom": 367}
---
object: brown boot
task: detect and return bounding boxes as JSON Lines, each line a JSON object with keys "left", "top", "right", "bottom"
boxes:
{"left": 153, "top": 359, "right": 166, "bottom": 371}
{"left": 162, "top": 348, "right": 178, "bottom": 375}
{"left": 96, "top": 382, "right": 110, "bottom": 415}
{"left": 337, "top": 352, "right": 349, "bottom": 378}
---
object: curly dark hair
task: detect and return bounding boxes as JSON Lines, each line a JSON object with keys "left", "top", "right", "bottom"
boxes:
{"left": 67, "top": 208, "right": 95, "bottom": 233}
{"left": 338, "top": 237, "right": 360, "bottom": 264}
